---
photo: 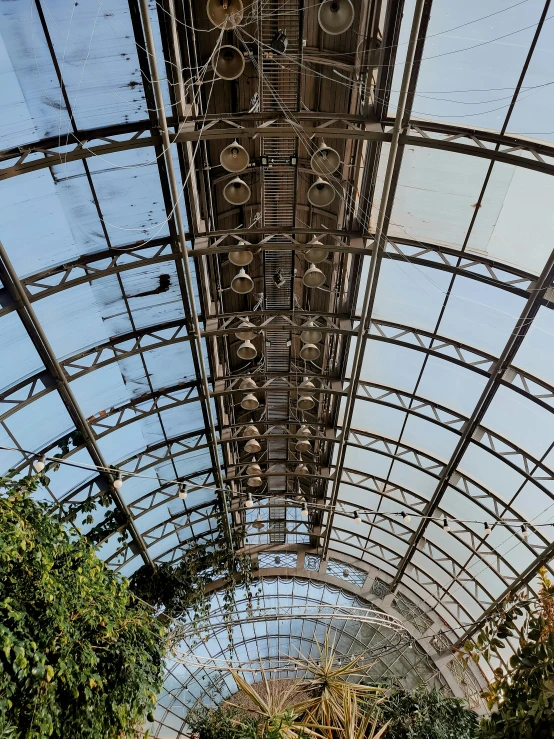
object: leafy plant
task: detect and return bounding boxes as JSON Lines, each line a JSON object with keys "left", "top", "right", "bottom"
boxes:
{"left": 130, "top": 515, "right": 256, "bottom": 650}
{"left": 0, "top": 470, "right": 167, "bottom": 739}
{"left": 464, "top": 568, "right": 554, "bottom": 739}
{"left": 378, "top": 687, "right": 478, "bottom": 739}
{"left": 187, "top": 706, "right": 257, "bottom": 739}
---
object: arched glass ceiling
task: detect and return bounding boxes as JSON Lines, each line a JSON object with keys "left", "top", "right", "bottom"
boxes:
{"left": 153, "top": 576, "right": 451, "bottom": 738}
{"left": 1, "top": 0, "right": 554, "bottom": 688}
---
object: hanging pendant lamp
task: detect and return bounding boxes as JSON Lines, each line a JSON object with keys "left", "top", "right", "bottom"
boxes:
{"left": 303, "top": 263, "right": 326, "bottom": 288}
{"left": 231, "top": 268, "right": 254, "bottom": 294}
{"left": 318, "top": 0, "right": 354, "bottom": 35}
{"left": 300, "top": 321, "right": 322, "bottom": 344}
{"left": 223, "top": 177, "right": 251, "bottom": 205}
{"left": 305, "top": 240, "right": 329, "bottom": 264}
{"left": 247, "top": 475, "right": 263, "bottom": 487}
{"left": 307, "top": 177, "right": 335, "bottom": 207}
{"left": 300, "top": 343, "right": 321, "bottom": 361}
{"left": 243, "top": 425, "right": 259, "bottom": 438}
{"left": 241, "top": 392, "right": 259, "bottom": 411}
{"left": 228, "top": 241, "right": 253, "bottom": 266}
{"left": 235, "top": 320, "right": 257, "bottom": 340}
{"left": 237, "top": 339, "right": 257, "bottom": 360}
{"left": 244, "top": 438, "right": 261, "bottom": 454}
{"left": 220, "top": 141, "right": 249, "bottom": 172}
{"left": 246, "top": 459, "right": 262, "bottom": 476}
{"left": 207, "top": 0, "right": 244, "bottom": 30}
{"left": 311, "top": 144, "right": 341, "bottom": 175}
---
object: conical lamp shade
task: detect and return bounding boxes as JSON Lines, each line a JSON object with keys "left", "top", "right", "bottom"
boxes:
{"left": 298, "top": 425, "right": 312, "bottom": 437}
{"left": 296, "top": 438, "right": 312, "bottom": 453}
{"left": 240, "top": 378, "right": 257, "bottom": 391}
{"left": 298, "top": 395, "right": 315, "bottom": 411}
{"left": 307, "top": 177, "right": 335, "bottom": 207}
{"left": 295, "top": 462, "right": 309, "bottom": 475}
{"left": 243, "top": 425, "right": 259, "bottom": 438}
{"left": 300, "top": 321, "right": 322, "bottom": 344}
{"left": 303, "top": 263, "right": 326, "bottom": 288}
{"left": 231, "top": 268, "right": 253, "bottom": 294}
{"left": 224, "top": 177, "right": 251, "bottom": 205}
{"left": 246, "top": 461, "right": 262, "bottom": 476}
{"left": 235, "top": 321, "right": 257, "bottom": 340}
{"left": 311, "top": 145, "right": 341, "bottom": 175}
{"left": 247, "top": 476, "right": 263, "bottom": 487}
{"left": 300, "top": 343, "right": 320, "bottom": 361}
{"left": 318, "top": 0, "right": 354, "bottom": 35}
{"left": 298, "top": 379, "right": 316, "bottom": 396}
{"left": 237, "top": 339, "right": 257, "bottom": 360}
{"left": 228, "top": 246, "right": 253, "bottom": 266}
{"left": 221, "top": 141, "right": 249, "bottom": 171}
{"left": 305, "top": 240, "right": 329, "bottom": 264}
{"left": 241, "top": 392, "right": 259, "bottom": 411}
{"left": 244, "top": 438, "right": 261, "bottom": 454}
{"left": 207, "top": 0, "right": 244, "bottom": 29}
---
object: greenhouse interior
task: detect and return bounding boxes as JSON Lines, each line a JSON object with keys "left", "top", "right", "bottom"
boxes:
{"left": 1, "top": 0, "right": 554, "bottom": 736}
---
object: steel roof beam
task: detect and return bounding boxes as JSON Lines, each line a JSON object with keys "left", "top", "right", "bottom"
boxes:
{"left": 0, "top": 240, "right": 153, "bottom": 567}
{"left": 391, "top": 244, "right": 554, "bottom": 589}
{"left": 3, "top": 117, "right": 554, "bottom": 180}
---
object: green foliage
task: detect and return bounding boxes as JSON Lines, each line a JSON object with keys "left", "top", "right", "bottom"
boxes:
{"left": 188, "top": 707, "right": 257, "bottom": 739}
{"left": 130, "top": 516, "right": 257, "bottom": 650}
{"left": 464, "top": 568, "right": 554, "bottom": 739}
{"left": 378, "top": 688, "right": 478, "bottom": 739}
{"left": 0, "top": 470, "right": 168, "bottom": 739}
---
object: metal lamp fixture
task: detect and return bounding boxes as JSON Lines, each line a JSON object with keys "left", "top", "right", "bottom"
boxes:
{"left": 311, "top": 144, "right": 341, "bottom": 175}
{"left": 220, "top": 141, "right": 249, "bottom": 172}
{"left": 231, "top": 268, "right": 254, "bottom": 294}
{"left": 243, "top": 424, "right": 259, "bottom": 438}
{"left": 297, "top": 379, "right": 316, "bottom": 410}
{"left": 212, "top": 45, "right": 245, "bottom": 78}
{"left": 300, "top": 342, "right": 321, "bottom": 361}
{"left": 300, "top": 320, "right": 322, "bottom": 344}
{"left": 245, "top": 492, "right": 254, "bottom": 508}
{"left": 223, "top": 176, "right": 251, "bottom": 205}
{"left": 307, "top": 177, "right": 335, "bottom": 208}
{"left": 237, "top": 339, "right": 257, "bottom": 359}
{"left": 296, "top": 425, "right": 312, "bottom": 453}
{"left": 240, "top": 377, "right": 257, "bottom": 391}
{"left": 244, "top": 438, "right": 261, "bottom": 454}
{"left": 318, "top": 0, "right": 355, "bottom": 35}
{"left": 295, "top": 460, "right": 309, "bottom": 475}
{"left": 207, "top": 0, "right": 244, "bottom": 30}
{"left": 229, "top": 241, "right": 253, "bottom": 266}
{"left": 303, "top": 263, "right": 326, "bottom": 288}
{"left": 241, "top": 392, "right": 259, "bottom": 411}
{"left": 246, "top": 459, "right": 262, "bottom": 476}
{"left": 235, "top": 320, "right": 257, "bottom": 340}
{"left": 247, "top": 475, "right": 263, "bottom": 487}
{"left": 305, "top": 240, "right": 329, "bottom": 264}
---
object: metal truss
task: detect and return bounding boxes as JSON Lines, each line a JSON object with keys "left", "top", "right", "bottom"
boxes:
{"left": 3, "top": 114, "right": 554, "bottom": 180}
{"left": 392, "top": 244, "right": 554, "bottom": 589}
{"left": 0, "top": 231, "right": 544, "bottom": 327}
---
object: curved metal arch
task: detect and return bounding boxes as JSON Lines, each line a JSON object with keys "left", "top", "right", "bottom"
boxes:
{"left": 147, "top": 478, "right": 524, "bottom": 620}
{"left": 6, "top": 232, "right": 542, "bottom": 314}
{"left": 22, "top": 409, "right": 551, "bottom": 558}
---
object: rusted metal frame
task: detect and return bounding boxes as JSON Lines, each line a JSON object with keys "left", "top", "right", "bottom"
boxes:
{"left": 0, "top": 241, "right": 153, "bottom": 567}
{"left": 391, "top": 249, "right": 554, "bottom": 590}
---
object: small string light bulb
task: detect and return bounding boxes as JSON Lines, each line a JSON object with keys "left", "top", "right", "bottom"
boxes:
{"left": 443, "top": 518, "right": 450, "bottom": 533}
{"left": 484, "top": 522, "right": 492, "bottom": 536}
{"left": 179, "top": 484, "right": 188, "bottom": 500}
{"left": 401, "top": 511, "right": 411, "bottom": 523}
{"left": 301, "top": 502, "right": 309, "bottom": 518}
{"left": 113, "top": 471, "right": 123, "bottom": 490}
{"left": 33, "top": 455, "right": 46, "bottom": 472}
{"left": 353, "top": 511, "right": 362, "bottom": 524}
{"left": 522, "top": 524, "right": 529, "bottom": 538}
{"left": 245, "top": 493, "right": 254, "bottom": 509}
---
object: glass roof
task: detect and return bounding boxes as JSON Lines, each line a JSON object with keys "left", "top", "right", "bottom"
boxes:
{"left": 1, "top": 0, "right": 554, "bottom": 693}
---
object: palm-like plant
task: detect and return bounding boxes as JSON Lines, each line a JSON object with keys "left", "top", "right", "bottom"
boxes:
{"left": 342, "top": 688, "right": 389, "bottom": 739}
{"left": 228, "top": 669, "right": 325, "bottom": 739}
{"left": 289, "top": 633, "right": 385, "bottom": 737}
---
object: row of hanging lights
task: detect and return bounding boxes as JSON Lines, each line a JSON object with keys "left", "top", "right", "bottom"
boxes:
{"left": 205, "top": 0, "right": 356, "bottom": 507}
